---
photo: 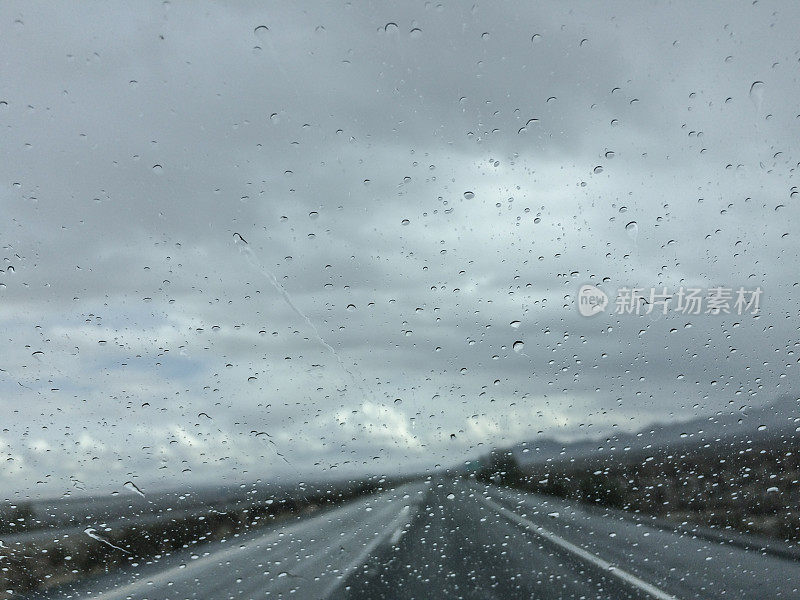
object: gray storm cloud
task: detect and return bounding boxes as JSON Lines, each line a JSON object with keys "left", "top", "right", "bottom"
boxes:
{"left": 1, "top": 1, "right": 799, "bottom": 498}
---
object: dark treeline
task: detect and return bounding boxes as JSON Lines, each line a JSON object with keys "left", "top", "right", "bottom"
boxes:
{"left": 477, "top": 435, "right": 800, "bottom": 542}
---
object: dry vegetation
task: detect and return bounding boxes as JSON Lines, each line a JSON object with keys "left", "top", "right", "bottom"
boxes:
{"left": 478, "top": 435, "right": 800, "bottom": 542}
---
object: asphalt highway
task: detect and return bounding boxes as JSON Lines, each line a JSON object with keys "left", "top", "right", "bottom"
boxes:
{"left": 38, "top": 478, "right": 800, "bottom": 599}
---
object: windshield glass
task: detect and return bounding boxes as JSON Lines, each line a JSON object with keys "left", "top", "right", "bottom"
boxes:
{"left": 2, "top": 2, "right": 799, "bottom": 599}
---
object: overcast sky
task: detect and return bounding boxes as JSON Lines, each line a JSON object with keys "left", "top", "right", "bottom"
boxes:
{"left": 2, "top": 1, "right": 799, "bottom": 499}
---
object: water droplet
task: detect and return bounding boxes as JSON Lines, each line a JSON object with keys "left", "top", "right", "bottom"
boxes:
{"left": 309, "top": 211, "right": 319, "bottom": 219}
{"left": 346, "top": 303, "right": 356, "bottom": 311}
{"left": 123, "top": 481, "right": 146, "bottom": 497}
{"left": 593, "top": 165, "right": 604, "bottom": 174}
{"left": 384, "top": 22, "right": 398, "bottom": 33}
{"left": 512, "top": 340, "right": 524, "bottom": 353}
{"left": 531, "top": 34, "right": 542, "bottom": 43}
{"left": 152, "top": 164, "right": 163, "bottom": 173}
{"left": 510, "top": 320, "right": 521, "bottom": 328}
{"left": 749, "top": 81, "right": 764, "bottom": 108}
{"left": 84, "top": 528, "right": 129, "bottom": 553}
{"left": 254, "top": 25, "right": 269, "bottom": 39}
{"left": 446, "top": 493, "right": 456, "bottom": 500}
{"left": 463, "top": 191, "right": 475, "bottom": 199}
{"left": 625, "top": 221, "right": 638, "bottom": 242}
{"left": 401, "top": 219, "right": 410, "bottom": 226}
{"left": 409, "top": 27, "right": 422, "bottom": 39}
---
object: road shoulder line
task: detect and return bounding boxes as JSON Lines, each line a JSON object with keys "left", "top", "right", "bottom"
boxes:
{"left": 491, "top": 483, "right": 800, "bottom": 563}
{"left": 479, "top": 495, "right": 680, "bottom": 600}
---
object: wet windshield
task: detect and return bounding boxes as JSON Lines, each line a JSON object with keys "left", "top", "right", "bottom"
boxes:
{"left": 2, "top": 2, "right": 799, "bottom": 599}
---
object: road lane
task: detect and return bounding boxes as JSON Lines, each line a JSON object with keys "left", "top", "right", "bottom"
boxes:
{"left": 38, "top": 481, "right": 427, "bottom": 600}
{"left": 36, "top": 478, "right": 800, "bottom": 599}
{"left": 335, "top": 482, "right": 648, "bottom": 600}
{"left": 479, "top": 482, "right": 800, "bottom": 599}
{"left": 337, "top": 479, "right": 800, "bottom": 599}
{"left": 479, "top": 495, "right": 678, "bottom": 600}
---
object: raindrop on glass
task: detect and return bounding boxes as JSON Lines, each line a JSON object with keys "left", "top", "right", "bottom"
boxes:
{"left": 123, "top": 481, "right": 146, "bottom": 497}
{"left": 625, "top": 221, "right": 638, "bottom": 241}
{"left": 749, "top": 81, "right": 764, "bottom": 112}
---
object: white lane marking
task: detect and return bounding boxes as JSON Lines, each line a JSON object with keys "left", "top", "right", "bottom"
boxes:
{"left": 226, "top": 500, "right": 412, "bottom": 599}
{"left": 320, "top": 503, "right": 417, "bottom": 598}
{"left": 264, "top": 500, "right": 411, "bottom": 583}
{"left": 480, "top": 496, "right": 680, "bottom": 600}
{"left": 388, "top": 522, "right": 406, "bottom": 545}
{"left": 89, "top": 513, "right": 347, "bottom": 600}
{"left": 89, "top": 486, "right": 419, "bottom": 600}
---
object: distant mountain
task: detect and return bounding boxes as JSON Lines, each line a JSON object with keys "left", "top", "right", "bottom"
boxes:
{"left": 511, "top": 395, "right": 800, "bottom": 467}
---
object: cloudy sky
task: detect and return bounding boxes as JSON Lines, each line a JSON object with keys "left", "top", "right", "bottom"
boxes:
{"left": 2, "top": 1, "right": 799, "bottom": 499}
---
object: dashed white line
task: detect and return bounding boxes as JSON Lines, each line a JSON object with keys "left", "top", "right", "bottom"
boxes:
{"left": 388, "top": 521, "right": 406, "bottom": 546}
{"left": 320, "top": 503, "right": 417, "bottom": 598}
